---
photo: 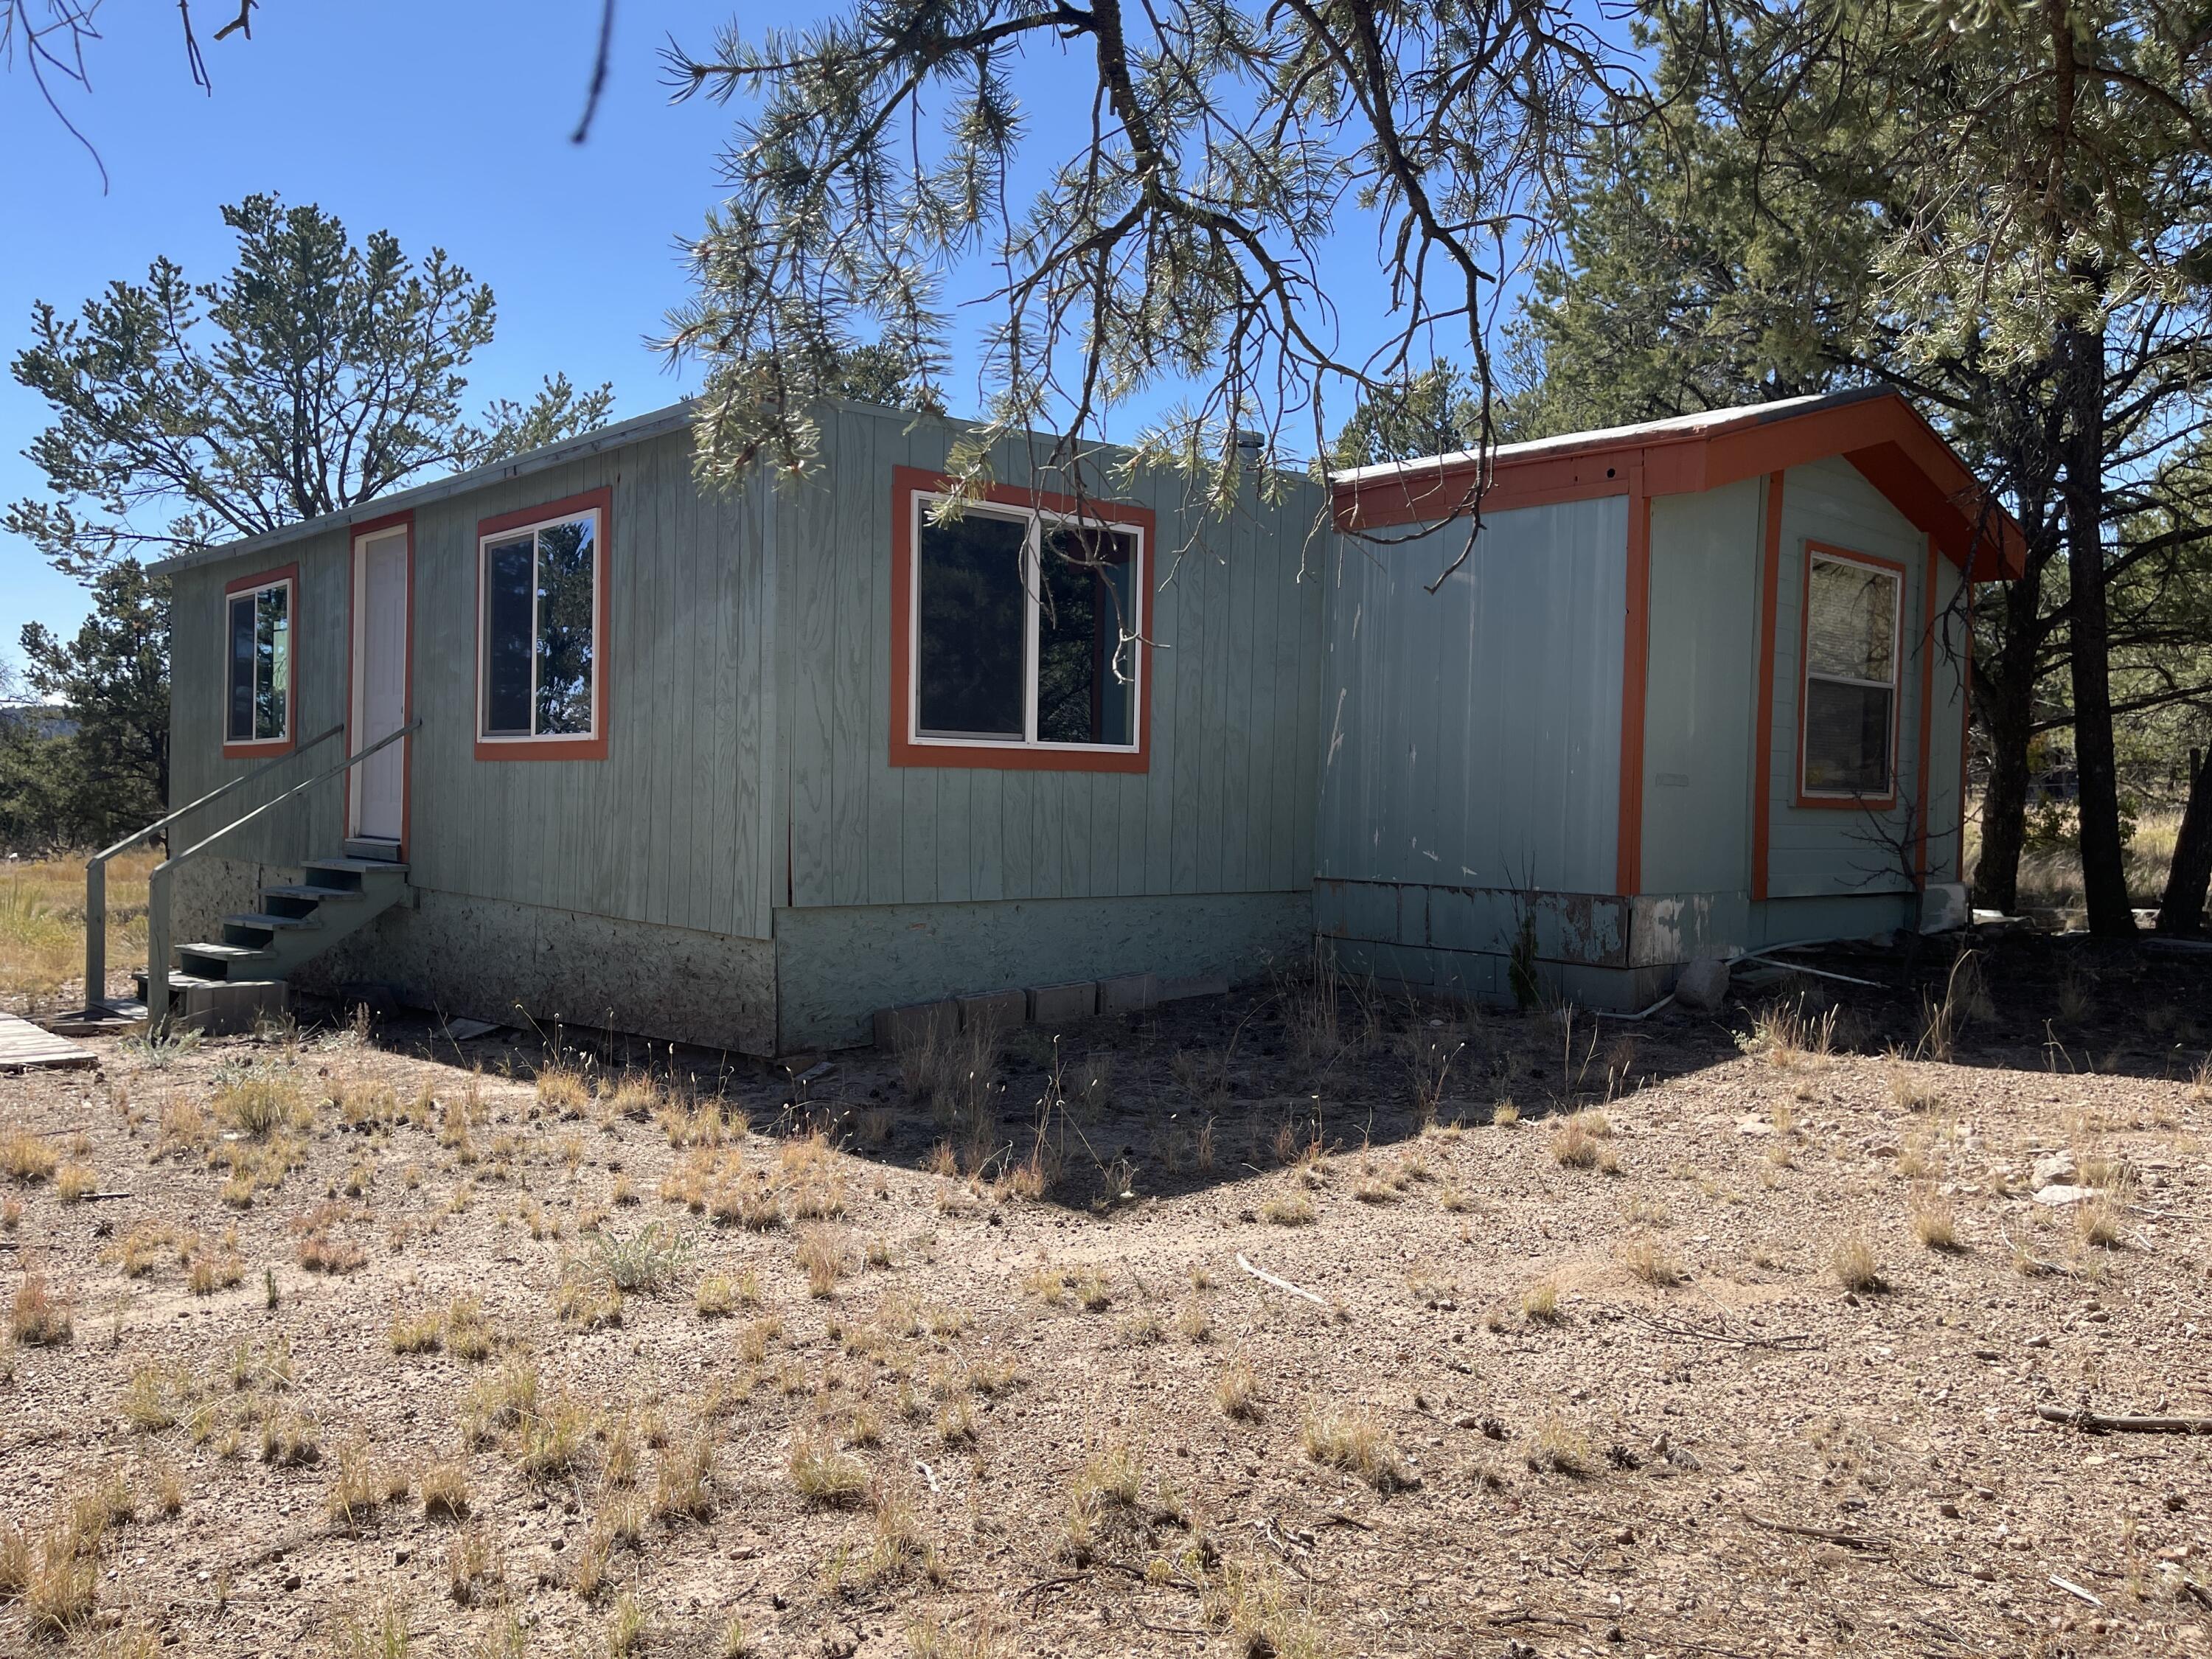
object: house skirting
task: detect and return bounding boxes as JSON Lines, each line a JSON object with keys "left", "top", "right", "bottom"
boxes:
{"left": 174, "top": 857, "right": 779, "bottom": 1055}
{"left": 1317, "top": 877, "right": 1918, "bottom": 1010}
{"left": 772, "top": 891, "right": 1315, "bottom": 1051}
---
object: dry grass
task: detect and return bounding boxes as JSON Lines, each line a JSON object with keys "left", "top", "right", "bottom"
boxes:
{"left": 10, "top": 1273, "right": 72, "bottom": 1346}
{"left": 0, "top": 849, "right": 153, "bottom": 1010}
{"left": 1521, "top": 1276, "right": 1561, "bottom": 1324}
{"left": 795, "top": 1225, "right": 847, "bottom": 1298}
{"left": 1259, "top": 1190, "right": 1315, "bottom": 1226}
{"left": 1299, "top": 1404, "right": 1410, "bottom": 1490}
{"left": 0, "top": 1127, "right": 60, "bottom": 1183}
{"left": 1550, "top": 1109, "right": 1618, "bottom": 1173}
{"left": 787, "top": 1432, "right": 869, "bottom": 1507}
{"left": 1831, "top": 1232, "right": 1885, "bottom": 1293}
{"left": 1216, "top": 1357, "right": 1262, "bottom": 1421}
{"left": 1908, "top": 1187, "right": 1962, "bottom": 1251}
{"left": 1526, "top": 1416, "right": 1595, "bottom": 1478}
{"left": 1620, "top": 1237, "right": 1683, "bottom": 1287}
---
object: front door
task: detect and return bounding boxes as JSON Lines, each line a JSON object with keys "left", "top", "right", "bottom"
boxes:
{"left": 350, "top": 526, "right": 410, "bottom": 845}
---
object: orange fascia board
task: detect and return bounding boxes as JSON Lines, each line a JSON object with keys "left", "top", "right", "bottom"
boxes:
{"left": 1334, "top": 389, "right": 2025, "bottom": 582}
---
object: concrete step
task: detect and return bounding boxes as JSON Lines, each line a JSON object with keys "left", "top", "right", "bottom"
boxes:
{"left": 223, "top": 913, "right": 323, "bottom": 933}
{"left": 262, "top": 883, "right": 366, "bottom": 903}
{"left": 342, "top": 838, "right": 406, "bottom": 863}
{"left": 178, "top": 942, "right": 280, "bottom": 981}
{"left": 302, "top": 858, "right": 410, "bottom": 877}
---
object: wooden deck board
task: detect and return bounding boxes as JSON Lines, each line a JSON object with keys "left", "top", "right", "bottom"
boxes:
{"left": 0, "top": 1012, "right": 97, "bottom": 1071}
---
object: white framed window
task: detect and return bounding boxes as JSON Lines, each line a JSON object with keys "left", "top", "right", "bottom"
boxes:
{"left": 1800, "top": 546, "right": 1902, "bottom": 799}
{"left": 475, "top": 495, "right": 606, "bottom": 752}
{"left": 223, "top": 572, "right": 293, "bottom": 749}
{"left": 905, "top": 491, "right": 1143, "bottom": 755}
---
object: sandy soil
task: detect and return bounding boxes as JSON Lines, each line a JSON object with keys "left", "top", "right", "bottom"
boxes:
{"left": 2, "top": 938, "right": 2211, "bottom": 1658}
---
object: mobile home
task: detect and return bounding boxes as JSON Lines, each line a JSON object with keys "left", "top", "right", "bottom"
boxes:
{"left": 148, "top": 386, "right": 2020, "bottom": 1048}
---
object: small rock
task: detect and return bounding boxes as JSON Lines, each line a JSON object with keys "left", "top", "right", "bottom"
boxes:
{"left": 1938, "top": 1502, "right": 1961, "bottom": 1519}
{"left": 282, "top": 1574, "right": 301, "bottom": 1592}
{"left": 1674, "top": 957, "right": 1731, "bottom": 1012}
{"left": 2032, "top": 1151, "right": 2078, "bottom": 1188}
{"left": 2033, "top": 1183, "right": 2098, "bottom": 1206}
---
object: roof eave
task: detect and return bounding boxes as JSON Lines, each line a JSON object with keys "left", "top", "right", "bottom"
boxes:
{"left": 147, "top": 400, "right": 700, "bottom": 577}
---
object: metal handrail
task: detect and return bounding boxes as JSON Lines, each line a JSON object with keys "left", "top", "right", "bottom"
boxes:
{"left": 145, "top": 717, "right": 421, "bottom": 1036}
{"left": 83, "top": 722, "right": 346, "bottom": 1010}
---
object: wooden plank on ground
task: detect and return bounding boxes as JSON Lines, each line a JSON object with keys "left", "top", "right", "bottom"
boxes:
{"left": 0, "top": 1012, "right": 97, "bottom": 1072}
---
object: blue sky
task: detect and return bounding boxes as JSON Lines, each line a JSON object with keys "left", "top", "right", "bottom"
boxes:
{"left": 1, "top": 1, "right": 1560, "bottom": 680}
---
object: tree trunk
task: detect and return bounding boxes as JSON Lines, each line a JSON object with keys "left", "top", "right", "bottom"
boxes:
{"left": 2059, "top": 321, "right": 2135, "bottom": 936}
{"left": 1971, "top": 541, "right": 2053, "bottom": 914}
{"left": 2158, "top": 748, "right": 2212, "bottom": 936}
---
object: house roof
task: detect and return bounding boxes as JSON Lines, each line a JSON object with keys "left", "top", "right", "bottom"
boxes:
{"left": 1332, "top": 386, "right": 2026, "bottom": 580}
{"left": 147, "top": 400, "right": 700, "bottom": 577}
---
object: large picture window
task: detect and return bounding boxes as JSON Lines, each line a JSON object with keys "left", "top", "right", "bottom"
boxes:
{"left": 1800, "top": 546, "right": 1901, "bottom": 799}
{"left": 893, "top": 469, "right": 1150, "bottom": 771}
{"left": 223, "top": 568, "right": 294, "bottom": 754}
{"left": 474, "top": 490, "right": 610, "bottom": 759}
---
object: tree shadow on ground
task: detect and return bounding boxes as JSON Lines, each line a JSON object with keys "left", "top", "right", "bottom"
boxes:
{"left": 334, "top": 925, "right": 2208, "bottom": 1219}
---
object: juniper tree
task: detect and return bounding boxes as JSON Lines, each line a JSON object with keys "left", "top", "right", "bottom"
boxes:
{"left": 8, "top": 193, "right": 615, "bottom": 575}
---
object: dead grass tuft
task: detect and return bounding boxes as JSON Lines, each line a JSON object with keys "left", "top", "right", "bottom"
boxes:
{"left": 788, "top": 1431, "right": 869, "bottom": 1507}
{"left": 1831, "top": 1232, "right": 1885, "bottom": 1293}
{"left": 10, "top": 1273, "right": 72, "bottom": 1346}
{"left": 0, "top": 1127, "right": 59, "bottom": 1183}
{"left": 1300, "top": 1404, "right": 1411, "bottom": 1490}
{"left": 1909, "top": 1187, "right": 1962, "bottom": 1251}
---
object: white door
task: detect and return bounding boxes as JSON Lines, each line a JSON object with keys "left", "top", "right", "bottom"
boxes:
{"left": 352, "top": 530, "right": 409, "bottom": 844}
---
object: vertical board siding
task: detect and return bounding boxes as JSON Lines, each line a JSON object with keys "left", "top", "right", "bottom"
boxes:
{"left": 1765, "top": 456, "right": 1927, "bottom": 898}
{"left": 1317, "top": 495, "right": 1627, "bottom": 897}
{"left": 782, "top": 403, "right": 1329, "bottom": 910}
{"left": 1638, "top": 481, "right": 1762, "bottom": 895}
{"left": 167, "top": 428, "right": 775, "bottom": 942}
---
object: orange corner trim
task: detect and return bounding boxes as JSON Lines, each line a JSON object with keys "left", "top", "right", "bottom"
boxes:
{"left": 1614, "top": 472, "right": 1651, "bottom": 897}
{"left": 1750, "top": 473, "right": 1785, "bottom": 902}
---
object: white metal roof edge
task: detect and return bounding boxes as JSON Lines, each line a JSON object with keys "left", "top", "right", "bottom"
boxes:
{"left": 1328, "top": 386, "right": 1888, "bottom": 486}
{"left": 147, "top": 400, "right": 701, "bottom": 576}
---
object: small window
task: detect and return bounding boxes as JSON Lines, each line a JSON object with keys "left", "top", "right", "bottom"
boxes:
{"left": 476, "top": 498, "right": 605, "bottom": 750}
{"left": 224, "top": 575, "right": 293, "bottom": 748}
{"left": 1801, "top": 549, "right": 1899, "bottom": 797}
{"left": 907, "top": 492, "right": 1141, "bottom": 755}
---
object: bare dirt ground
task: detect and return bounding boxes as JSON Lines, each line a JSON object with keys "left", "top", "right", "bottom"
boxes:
{"left": 3, "top": 936, "right": 2211, "bottom": 1659}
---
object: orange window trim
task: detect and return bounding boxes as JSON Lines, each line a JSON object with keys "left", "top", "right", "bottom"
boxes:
{"left": 888, "top": 465, "right": 1155, "bottom": 773}
{"left": 1614, "top": 471, "right": 1650, "bottom": 897}
{"left": 345, "top": 510, "right": 417, "bottom": 858}
{"left": 1913, "top": 535, "right": 1940, "bottom": 882}
{"left": 1750, "top": 473, "right": 1786, "bottom": 902}
{"left": 472, "top": 487, "right": 613, "bottom": 762}
{"left": 1958, "top": 575, "right": 1975, "bottom": 883}
{"left": 1793, "top": 539, "right": 1906, "bottom": 812}
{"left": 221, "top": 561, "right": 300, "bottom": 760}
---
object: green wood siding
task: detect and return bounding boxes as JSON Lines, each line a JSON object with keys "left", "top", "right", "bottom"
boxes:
{"left": 773, "top": 402, "right": 1329, "bottom": 911}
{"left": 167, "top": 427, "right": 776, "bottom": 942}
